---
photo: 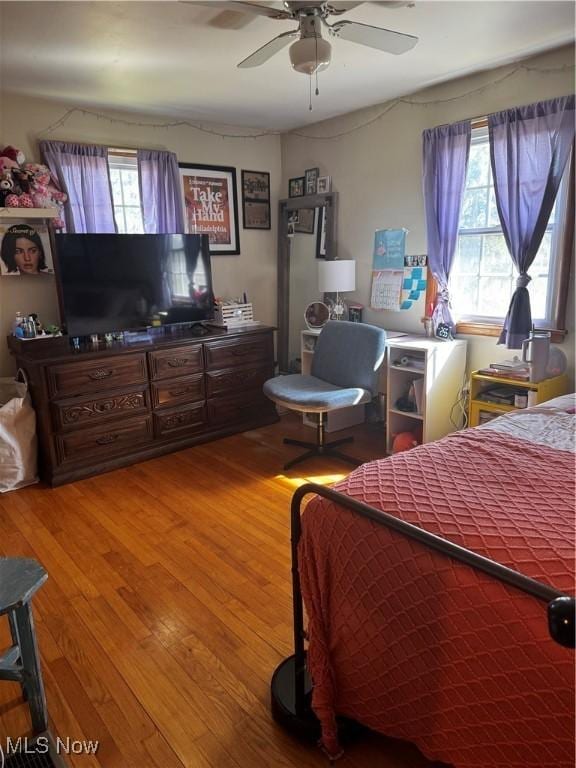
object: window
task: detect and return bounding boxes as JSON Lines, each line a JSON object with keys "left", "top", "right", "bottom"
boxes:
{"left": 449, "top": 125, "right": 570, "bottom": 331}
{"left": 108, "top": 153, "right": 144, "bottom": 233}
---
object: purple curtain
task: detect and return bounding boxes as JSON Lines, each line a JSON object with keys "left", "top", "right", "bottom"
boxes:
{"left": 489, "top": 95, "right": 575, "bottom": 348}
{"left": 39, "top": 141, "right": 116, "bottom": 233}
{"left": 422, "top": 120, "right": 471, "bottom": 329}
{"left": 137, "top": 149, "right": 185, "bottom": 234}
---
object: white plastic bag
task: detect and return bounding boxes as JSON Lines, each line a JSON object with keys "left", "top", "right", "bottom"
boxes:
{"left": 0, "top": 372, "right": 38, "bottom": 492}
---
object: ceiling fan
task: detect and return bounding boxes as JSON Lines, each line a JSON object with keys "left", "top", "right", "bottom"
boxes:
{"left": 190, "top": 2, "right": 418, "bottom": 75}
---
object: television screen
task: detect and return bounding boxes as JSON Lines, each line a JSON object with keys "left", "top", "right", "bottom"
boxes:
{"left": 54, "top": 233, "right": 214, "bottom": 336}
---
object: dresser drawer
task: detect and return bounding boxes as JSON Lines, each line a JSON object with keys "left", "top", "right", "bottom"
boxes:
{"left": 204, "top": 334, "right": 271, "bottom": 371}
{"left": 206, "top": 364, "right": 272, "bottom": 398}
{"left": 48, "top": 354, "right": 147, "bottom": 398}
{"left": 56, "top": 415, "right": 153, "bottom": 464}
{"left": 151, "top": 374, "right": 205, "bottom": 409}
{"left": 53, "top": 386, "right": 150, "bottom": 431}
{"left": 149, "top": 345, "right": 204, "bottom": 380}
{"left": 154, "top": 403, "right": 207, "bottom": 439}
{"left": 207, "top": 391, "right": 273, "bottom": 427}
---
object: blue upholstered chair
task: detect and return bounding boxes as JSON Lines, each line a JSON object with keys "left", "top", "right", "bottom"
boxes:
{"left": 264, "top": 321, "right": 386, "bottom": 470}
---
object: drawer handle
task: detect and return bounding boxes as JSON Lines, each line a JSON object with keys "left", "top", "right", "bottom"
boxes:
{"left": 168, "top": 386, "right": 195, "bottom": 397}
{"left": 167, "top": 358, "right": 192, "bottom": 368}
{"left": 95, "top": 433, "right": 120, "bottom": 445}
{"left": 88, "top": 369, "right": 114, "bottom": 380}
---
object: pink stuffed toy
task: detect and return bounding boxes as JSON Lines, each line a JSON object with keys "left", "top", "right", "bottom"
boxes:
{"left": 1, "top": 145, "right": 26, "bottom": 166}
{"left": 23, "top": 162, "right": 67, "bottom": 228}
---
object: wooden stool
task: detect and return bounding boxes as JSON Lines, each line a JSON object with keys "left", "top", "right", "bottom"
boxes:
{"left": 0, "top": 557, "right": 48, "bottom": 733}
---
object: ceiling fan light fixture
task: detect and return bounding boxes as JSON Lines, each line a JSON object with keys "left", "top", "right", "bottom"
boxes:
{"left": 289, "top": 36, "right": 331, "bottom": 75}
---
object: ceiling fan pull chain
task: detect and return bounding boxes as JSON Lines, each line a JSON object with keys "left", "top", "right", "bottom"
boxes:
{"left": 315, "top": 33, "right": 320, "bottom": 96}
{"left": 309, "top": 75, "right": 313, "bottom": 111}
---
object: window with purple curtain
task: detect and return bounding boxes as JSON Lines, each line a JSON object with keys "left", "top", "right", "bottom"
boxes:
{"left": 489, "top": 95, "right": 575, "bottom": 348}
{"left": 137, "top": 149, "right": 185, "bottom": 234}
{"left": 39, "top": 141, "right": 117, "bottom": 234}
{"left": 422, "top": 120, "right": 471, "bottom": 329}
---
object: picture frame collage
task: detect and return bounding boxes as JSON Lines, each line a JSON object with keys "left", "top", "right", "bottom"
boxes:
{"left": 289, "top": 167, "right": 331, "bottom": 198}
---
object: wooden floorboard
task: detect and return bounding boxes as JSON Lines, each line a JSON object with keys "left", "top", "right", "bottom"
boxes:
{"left": 0, "top": 415, "right": 438, "bottom": 767}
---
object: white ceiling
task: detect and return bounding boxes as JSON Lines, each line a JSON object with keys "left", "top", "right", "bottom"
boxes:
{"left": 0, "top": 1, "right": 573, "bottom": 130}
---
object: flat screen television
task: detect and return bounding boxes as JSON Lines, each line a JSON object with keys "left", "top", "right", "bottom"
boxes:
{"left": 53, "top": 233, "right": 214, "bottom": 336}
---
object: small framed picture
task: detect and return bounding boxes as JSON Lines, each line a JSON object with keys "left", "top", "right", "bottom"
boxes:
{"left": 295, "top": 208, "right": 315, "bottom": 234}
{"left": 241, "top": 170, "right": 271, "bottom": 230}
{"left": 287, "top": 210, "right": 299, "bottom": 237}
{"left": 304, "top": 167, "right": 319, "bottom": 196}
{"left": 317, "top": 176, "right": 331, "bottom": 194}
{"left": 289, "top": 177, "right": 305, "bottom": 198}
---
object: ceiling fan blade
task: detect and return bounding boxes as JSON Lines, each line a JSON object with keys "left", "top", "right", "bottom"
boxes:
{"left": 330, "top": 20, "right": 418, "bottom": 54}
{"left": 182, "top": 1, "right": 292, "bottom": 19}
{"left": 238, "top": 29, "right": 299, "bottom": 68}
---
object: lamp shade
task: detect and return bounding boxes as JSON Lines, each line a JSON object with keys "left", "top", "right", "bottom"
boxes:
{"left": 318, "top": 259, "right": 356, "bottom": 293}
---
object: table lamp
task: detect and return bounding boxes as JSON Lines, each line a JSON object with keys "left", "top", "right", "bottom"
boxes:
{"left": 318, "top": 259, "right": 356, "bottom": 320}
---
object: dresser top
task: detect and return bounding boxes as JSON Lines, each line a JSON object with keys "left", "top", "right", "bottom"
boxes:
{"left": 8, "top": 324, "right": 275, "bottom": 365}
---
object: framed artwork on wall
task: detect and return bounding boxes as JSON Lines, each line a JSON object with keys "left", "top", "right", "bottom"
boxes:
{"left": 241, "top": 170, "right": 271, "bottom": 230}
{"left": 179, "top": 163, "right": 240, "bottom": 255}
{"left": 0, "top": 220, "right": 54, "bottom": 276}
{"left": 317, "top": 176, "right": 331, "bottom": 194}
{"left": 305, "top": 167, "right": 319, "bottom": 196}
{"left": 289, "top": 177, "right": 305, "bottom": 198}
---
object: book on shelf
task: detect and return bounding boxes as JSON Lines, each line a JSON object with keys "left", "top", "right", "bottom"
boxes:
{"left": 477, "top": 367, "right": 530, "bottom": 381}
{"left": 489, "top": 358, "right": 527, "bottom": 371}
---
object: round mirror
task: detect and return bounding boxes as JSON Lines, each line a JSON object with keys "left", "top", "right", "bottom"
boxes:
{"left": 304, "top": 301, "right": 330, "bottom": 330}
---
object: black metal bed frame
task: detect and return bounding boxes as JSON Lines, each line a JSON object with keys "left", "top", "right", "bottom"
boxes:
{"left": 270, "top": 482, "right": 575, "bottom": 741}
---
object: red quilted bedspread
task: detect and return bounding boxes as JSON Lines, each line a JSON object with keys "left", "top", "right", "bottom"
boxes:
{"left": 299, "top": 428, "right": 575, "bottom": 767}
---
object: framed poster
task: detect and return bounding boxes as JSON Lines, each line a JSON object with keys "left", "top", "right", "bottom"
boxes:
{"left": 0, "top": 220, "right": 54, "bottom": 276}
{"left": 241, "top": 170, "right": 271, "bottom": 230}
{"left": 179, "top": 163, "right": 240, "bottom": 255}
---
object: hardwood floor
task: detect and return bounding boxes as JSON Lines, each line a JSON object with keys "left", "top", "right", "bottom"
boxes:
{"left": 0, "top": 416, "right": 437, "bottom": 767}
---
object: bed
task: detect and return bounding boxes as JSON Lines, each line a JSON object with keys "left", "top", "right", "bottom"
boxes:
{"left": 295, "top": 394, "right": 575, "bottom": 767}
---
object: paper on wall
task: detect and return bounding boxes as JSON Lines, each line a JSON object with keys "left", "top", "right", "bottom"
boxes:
{"left": 370, "top": 269, "right": 403, "bottom": 311}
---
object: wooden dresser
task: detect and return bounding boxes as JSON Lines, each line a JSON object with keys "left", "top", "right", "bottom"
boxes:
{"left": 8, "top": 326, "right": 278, "bottom": 486}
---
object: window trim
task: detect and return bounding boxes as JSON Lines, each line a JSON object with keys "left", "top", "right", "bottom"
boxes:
{"left": 425, "top": 124, "right": 573, "bottom": 342}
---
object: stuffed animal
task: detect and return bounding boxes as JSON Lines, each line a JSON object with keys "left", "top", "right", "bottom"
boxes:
{"left": 23, "top": 163, "right": 67, "bottom": 227}
{"left": 4, "top": 192, "right": 34, "bottom": 208}
{"left": 391, "top": 431, "right": 419, "bottom": 454}
{"left": 1, "top": 145, "right": 26, "bottom": 166}
{"left": 0, "top": 171, "right": 15, "bottom": 206}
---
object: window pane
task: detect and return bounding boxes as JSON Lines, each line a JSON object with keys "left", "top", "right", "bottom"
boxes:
{"left": 481, "top": 234, "right": 512, "bottom": 276}
{"left": 450, "top": 274, "right": 479, "bottom": 319}
{"left": 528, "top": 277, "right": 548, "bottom": 320}
{"left": 114, "top": 207, "right": 127, "bottom": 234}
{"left": 453, "top": 234, "right": 481, "bottom": 274}
{"left": 120, "top": 169, "right": 141, "bottom": 205}
{"left": 530, "top": 232, "right": 551, "bottom": 275}
{"left": 460, "top": 188, "right": 489, "bottom": 229}
{"left": 477, "top": 277, "right": 512, "bottom": 317}
{"left": 466, "top": 143, "right": 490, "bottom": 188}
{"left": 124, "top": 206, "right": 144, "bottom": 234}
{"left": 487, "top": 188, "right": 500, "bottom": 227}
{"left": 110, "top": 169, "right": 122, "bottom": 201}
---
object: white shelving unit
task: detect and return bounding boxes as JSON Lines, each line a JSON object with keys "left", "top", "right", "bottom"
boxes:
{"left": 0, "top": 208, "right": 59, "bottom": 219}
{"left": 386, "top": 337, "right": 467, "bottom": 453}
{"left": 300, "top": 328, "right": 366, "bottom": 433}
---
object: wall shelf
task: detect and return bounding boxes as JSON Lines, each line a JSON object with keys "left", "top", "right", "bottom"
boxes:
{"left": 0, "top": 208, "right": 59, "bottom": 219}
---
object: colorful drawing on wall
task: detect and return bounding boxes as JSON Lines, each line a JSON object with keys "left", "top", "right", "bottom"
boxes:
{"left": 0, "top": 221, "right": 54, "bottom": 276}
{"left": 400, "top": 265, "right": 427, "bottom": 310}
{"left": 373, "top": 229, "right": 407, "bottom": 270}
{"left": 179, "top": 163, "right": 240, "bottom": 255}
